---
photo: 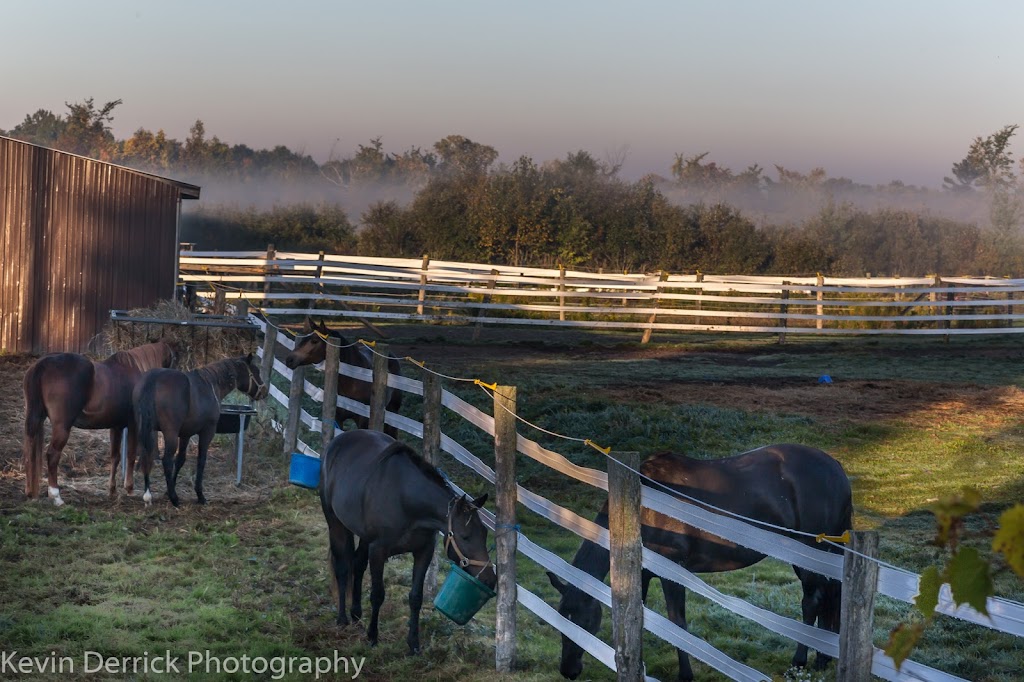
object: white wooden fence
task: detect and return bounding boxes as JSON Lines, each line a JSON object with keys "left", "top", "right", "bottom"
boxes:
{"left": 244, "top": 312, "right": 1024, "bottom": 682}
{"left": 180, "top": 251, "right": 1024, "bottom": 339}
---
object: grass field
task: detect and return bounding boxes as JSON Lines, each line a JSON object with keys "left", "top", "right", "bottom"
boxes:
{"left": 2, "top": 327, "right": 1023, "bottom": 681}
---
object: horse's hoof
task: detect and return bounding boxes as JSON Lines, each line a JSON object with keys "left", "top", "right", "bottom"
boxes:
{"left": 197, "top": 496, "right": 207, "bottom": 505}
{"left": 48, "top": 487, "right": 64, "bottom": 507}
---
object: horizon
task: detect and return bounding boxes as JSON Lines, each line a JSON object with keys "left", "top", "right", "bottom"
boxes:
{"left": 3, "top": 1, "right": 1023, "bottom": 189}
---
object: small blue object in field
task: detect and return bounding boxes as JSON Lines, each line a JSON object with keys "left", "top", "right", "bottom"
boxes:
{"left": 818, "top": 375, "right": 833, "bottom": 384}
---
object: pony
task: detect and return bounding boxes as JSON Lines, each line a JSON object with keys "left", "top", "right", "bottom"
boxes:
{"left": 22, "top": 339, "right": 177, "bottom": 506}
{"left": 319, "top": 429, "right": 496, "bottom": 653}
{"left": 134, "top": 353, "right": 268, "bottom": 506}
{"left": 284, "top": 318, "right": 403, "bottom": 437}
{"left": 547, "top": 444, "right": 852, "bottom": 681}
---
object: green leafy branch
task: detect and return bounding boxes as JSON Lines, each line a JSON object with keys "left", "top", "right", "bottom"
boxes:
{"left": 885, "top": 490, "right": 1024, "bottom": 668}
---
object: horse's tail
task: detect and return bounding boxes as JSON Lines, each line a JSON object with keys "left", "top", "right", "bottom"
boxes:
{"left": 134, "top": 375, "right": 159, "bottom": 461}
{"left": 22, "top": 362, "right": 48, "bottom": 498}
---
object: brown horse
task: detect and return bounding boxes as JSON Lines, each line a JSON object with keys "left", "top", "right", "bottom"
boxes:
{"left": 548, "top": 445, "right": 852, "bottom": 681}
{"left": 22, "top": 340, "right": 177, "bottom": 506}
{"left": 134, "top": 353, "right": 268, "bottom": 506}
{"left": 284, "top": 318, "right": 403, "bottom": 437}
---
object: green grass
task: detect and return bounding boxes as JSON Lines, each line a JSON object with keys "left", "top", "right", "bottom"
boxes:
{"left": 3, "top": 328, "right": 1024, "bottom": 680}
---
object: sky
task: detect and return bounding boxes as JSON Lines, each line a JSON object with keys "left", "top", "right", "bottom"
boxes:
{"left": 3, "top": 0, "right": 1023, "bottom": 188}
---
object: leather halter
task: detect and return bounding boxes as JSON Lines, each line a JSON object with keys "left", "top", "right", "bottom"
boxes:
{"left": 243, "top": 362, "right": 265, "bottom": 398}
{"left": 445, "top": 498, "right": 494, "bottom": 578}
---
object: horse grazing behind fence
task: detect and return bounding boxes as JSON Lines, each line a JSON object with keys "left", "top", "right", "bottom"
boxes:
{"left": 319, "top": 429, "right": 496, "bottom": 653}
{"left": 134, "top": 353, "right": 268, "bottom": 506}
{"left": 22, "top": 340, "right": 178, "bottom": 506}
{"left": 285, "top": 318, "right": 402, "bottom": 437}
{"left": 548, "top": 444, "right": 852, "bottom": 681}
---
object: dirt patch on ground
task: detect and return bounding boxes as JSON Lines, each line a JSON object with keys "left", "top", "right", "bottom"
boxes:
{"left": 594, "top": 378, "right": 1024, "bottom": 425}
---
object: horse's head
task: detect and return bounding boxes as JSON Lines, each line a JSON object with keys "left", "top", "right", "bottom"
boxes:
{"left": 446, "top": 494, "right": 497, "bottom": 589}
{"left": 285, "top": 317, "right": 331, "bottom": 369}
{"left": 237, "top": 353, "right": 269, "bottom": 400}
{"left": 547, "top": 571, "right": 602, "bottom": 679}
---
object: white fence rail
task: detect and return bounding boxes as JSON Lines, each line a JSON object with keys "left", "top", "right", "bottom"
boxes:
{"left": 180, "top": 251, "right": 1024, "bottom": 338}
{"left": 245, "top": 311, "right": 1023, "bottom": 681}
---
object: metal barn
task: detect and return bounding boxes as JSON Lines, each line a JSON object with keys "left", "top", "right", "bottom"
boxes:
{"left": 0, "top": 136, "right": 200, "bottom": 354}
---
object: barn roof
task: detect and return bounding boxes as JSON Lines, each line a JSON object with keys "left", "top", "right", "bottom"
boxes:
{"left": 0, "top": 135, "right": 201, "bottom": 200}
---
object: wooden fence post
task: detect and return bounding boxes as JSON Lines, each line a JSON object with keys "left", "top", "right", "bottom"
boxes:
{"left": 369, "top": 342, "right": 389, "bottom": 432}
{"left": 283, "top": 365, "right": 305, "bottom": 456}
{"left": 778, "top": 281, "right": 790, "bottom": 344}
{"left": 213, "top": 286, "right": 227, "bottom": 315}
{"left": 695, "top": 271, "right": 704, "bottom": 327}
{"left": 421, "top": 370, "right": 443, "bottom": 600}
{"left": 418, "top": 254, "right": 430, "bottom": 316}
{"left": 473, "top": 268, "right": 499, "bottom": 341}
{"left": 608, "top": 451, "right": 644, "bottom": 682}
{"left": 641, "top": 271, "right": 667, "bottom": 345}
{"left": 494, "top": 385, "right": 518, "bottom": 673}
{"left": 559, "top": 264, "right": 567, "bottom": 321}
{"left": 945, "top": 283, "right": 955, "bottom": 343}
{"left": 837, "top": 530, "right": 879, "bottom": 682}
{"left": 259, "top": 324, "right": 278, "bottom": 419}
{"left": 816, "top": 273, "right": 825, "bottom": 330}
{"left": 321, "top": 341, "right": 339, "bottom": 451}
{"left": 263, "top": 243, "right": 276, "bottom": 301}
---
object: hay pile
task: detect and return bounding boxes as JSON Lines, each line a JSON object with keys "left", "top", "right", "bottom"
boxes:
{"left": 101, "top": 299, "right": 259, "bottom": 370}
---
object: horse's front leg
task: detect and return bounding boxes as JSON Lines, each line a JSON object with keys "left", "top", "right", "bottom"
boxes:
{"left": 366, "top": 543, "right": 389, "bottom": 646}
{"left": 662, "top": 579, "right": 694, "bottom": 682}
{"left": 406, "top": 539, "right": 435, "bottom": 654}
{"left": 108, "top": 427, "right": 123, "bottom": 499}
{"left": 791, "top": 570, "right": 820, "bottom": 669}
{"left": 194, "top": 428, "right": 214, "bottom": 504}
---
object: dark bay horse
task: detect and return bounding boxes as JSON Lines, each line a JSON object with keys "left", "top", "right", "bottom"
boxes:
{"left": 547, "top": 444, "right": 852, "bottom": 681}
{"left": 319, "top": 429, "right": 496, "bottom": 653}
{"left": 134, "top": 353, "right": 268, "bottom": 506}
{"left": 285, "top": 318, "right": 403, "bottom": 437}
{"left": 22, "top": 340, "right": 177, "bottom": 506}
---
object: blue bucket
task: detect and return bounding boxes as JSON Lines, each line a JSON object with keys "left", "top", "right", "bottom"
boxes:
{"left": 434, "top": 561, "right": 496, "bottom": 624}
{"left": 289, "top": 452, "right": 320, "bottom": 489}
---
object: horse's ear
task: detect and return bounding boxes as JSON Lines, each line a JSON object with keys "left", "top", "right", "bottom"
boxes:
{"left": 303, "top": 316, "right": 314, "bottom": 333}
{"left": 471, "top": 493, "right": 488, "bottom": 509}
{"left": 547, "top": 571, "right": 568, "bottom": 594}
{"left": 316, "top": 318, "right": 329, "bottom": 334}
{"left": 245, "top": 352, "right": 254, "bottom": 364}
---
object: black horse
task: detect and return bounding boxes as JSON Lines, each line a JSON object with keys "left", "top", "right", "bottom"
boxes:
{"left": 547, "top": 444, "right": 852, "bottom": 681}
{"left": 284, "top": 318, "right": 403, "bottom": 438}
{"left": 134, "top": 354, "right": 268, "bottom": 506}
{"left": 319, "top": 429, "right": 496, "bottom": 653}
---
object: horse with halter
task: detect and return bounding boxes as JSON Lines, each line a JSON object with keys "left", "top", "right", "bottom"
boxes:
{"left": 319, "top": 429, "right": 496, "bottom": 654}
{"left": 547, "top": 444, "right": 852, "bottom": 681}
{"left": 284, "top": 318, "right": 403, "bottom": 438}
{"left": 134, "top": 353, "right": 268, "bottom": 506}
{"left": 22, "top": 339, "right": 178, "bottom": 506}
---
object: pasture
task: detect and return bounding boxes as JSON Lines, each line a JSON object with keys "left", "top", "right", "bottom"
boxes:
{"left": 2, "top": 328, "right": 1024, "bottom": 681}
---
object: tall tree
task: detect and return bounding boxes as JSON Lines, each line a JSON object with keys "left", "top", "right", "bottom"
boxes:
{"left": 58, "top": 97, "right": 122, "bottom": 159}
{"left": 6, "top": 109, "right": 66, "bottom": 146}
{"left": 944, "top": 124, "right": 1019, "bottom": 191}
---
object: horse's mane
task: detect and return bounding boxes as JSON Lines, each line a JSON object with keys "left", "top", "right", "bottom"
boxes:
{"left": 380, "top": 441, "right": 449, "bottom": 490}
{"left": 195, "top": 356, "right": 241, "bottom": 390}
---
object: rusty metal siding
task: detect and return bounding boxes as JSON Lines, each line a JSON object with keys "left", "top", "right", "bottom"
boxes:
{"left": 0, "top": 137, "right": 198, "bottom": 354}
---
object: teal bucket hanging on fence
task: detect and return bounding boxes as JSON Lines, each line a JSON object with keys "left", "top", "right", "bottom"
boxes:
{"left": 288, "top": 452, "right": 320, "bottom": 489}
{"left": 433, "top": 560, "right": 496, "bottom": 624}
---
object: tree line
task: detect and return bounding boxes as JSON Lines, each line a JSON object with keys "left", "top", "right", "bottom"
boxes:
{"left": 5, "top": 99, "right": 1023, "bottom": 276}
